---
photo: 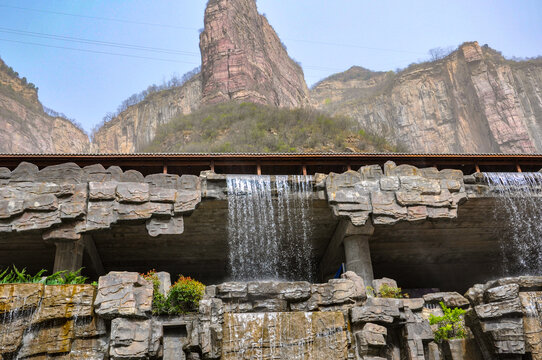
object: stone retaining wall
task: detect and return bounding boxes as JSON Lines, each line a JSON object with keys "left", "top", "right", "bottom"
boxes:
{"left": 1, "top": 272, "right": 541, "bottom": 359}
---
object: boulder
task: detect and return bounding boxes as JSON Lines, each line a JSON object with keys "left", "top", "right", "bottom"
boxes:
{"left": 0, "top": 167, "right": 10, "bottom": 179}
{"left": 351, "top": 297, "right": 403, "bottom": 324}
{"left": 32, "top": 285, "right": 95, "bottom": 324}
{"left": 355, "top": 322, "right": 387, "bottom": 357}
{"left": 474, "top": 298, "right": 523, "bottom": 319}
{"left": 216, "top": 282, "right": 248, "bottom": 300}
{"left": 146, "top": 216, "right": 184, "bottom": 237}
{"left": 38, "top": 163, "right": 83, "bottom": 184}
{"left": 423, "top": 292, "right": 470, "bottom": 308}
{"left": 109, "top": 318, "right": 162, "bottom": 359}
{"left": 9, "top": 162, "right": 38, "bottom": 182}
{"left": 94, "top": 272, "right": 153, "bottom": 319}
{"left": 341, "top": 271, "right": 366, "bottom": 300}
{"left": 89, "top": 181, "right": 117, "bottom": 200}
{"left": 372, "top": 277, "right": 398, "bottom": 296}
{"left": 116, "top": 182, "right": 150, "bottom": 203}
{"left": 484, "top": 284, "right": 519, "bottom": 303}
{"left": 120, "top": 170, "right": 145, "bottom": 183}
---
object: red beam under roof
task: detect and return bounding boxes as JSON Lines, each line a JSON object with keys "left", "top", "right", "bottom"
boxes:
{"left": 0, "top": 153, "right": 541, "bottom": 175}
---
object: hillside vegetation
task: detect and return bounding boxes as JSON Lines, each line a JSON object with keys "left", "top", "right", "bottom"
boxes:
{"left": 142, "top": 102, "right": 402, "bottom": 153}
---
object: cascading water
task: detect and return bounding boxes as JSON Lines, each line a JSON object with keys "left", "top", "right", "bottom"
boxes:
{"left": 226, "top": 175, "right": 314, "bottom": 281}
{"left": 484, "top": 172, "right": 542, "bottom": 275}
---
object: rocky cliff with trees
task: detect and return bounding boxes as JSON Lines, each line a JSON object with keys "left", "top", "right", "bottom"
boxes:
{"left": 0, "top": 57, "right": 89, "bottom": 153}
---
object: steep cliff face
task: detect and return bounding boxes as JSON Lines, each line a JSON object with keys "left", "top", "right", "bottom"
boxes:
{"left": 0, "top": 58, "right": 89, "bottom": 153}
{"left": 91, "top": 74, "right": 202, "bottom": 153}
{"left": 311, "top": 42, "right": 542, "bottom": 153}
{"left": 199, "top": 0, "right": 309, "bottom": 108}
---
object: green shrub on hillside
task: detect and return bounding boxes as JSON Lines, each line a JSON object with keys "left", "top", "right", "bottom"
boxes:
{"left": 142, "top": 101, "right": 401, "bottom": 153}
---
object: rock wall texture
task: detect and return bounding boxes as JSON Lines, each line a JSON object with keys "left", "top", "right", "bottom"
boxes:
{"left": 91, "top": 75, "right": 202, "bottom": 153}
{"left": 0, "top": 58, "right": 89, "bottom": 153}
{"left": 311, "top": 42, "right": 542, "bottom": 153}
{"left": 318, "top": 161, "right": 467, "bottom": 226}
{"left": 2, "top": 272, "right": 541, "bottom": 359}
{"left": 0, "top": 162, "right": 201, "bottom": 239}
{"left": 199, "top": 0, "right": 309, "bottom": 108}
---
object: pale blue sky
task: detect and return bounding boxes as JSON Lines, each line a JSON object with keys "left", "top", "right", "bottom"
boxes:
{"left": 1, "top": 1, "right": 541, "bottom": 133}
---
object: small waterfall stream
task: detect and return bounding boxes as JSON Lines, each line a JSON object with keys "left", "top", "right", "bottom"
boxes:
{"left": 484, "top": 172, "right": 542, "bottom": 275}
{"left": 226, "top": 175, "right": 314, "bottom": 281}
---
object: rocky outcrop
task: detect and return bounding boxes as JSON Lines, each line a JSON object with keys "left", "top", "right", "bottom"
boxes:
{"left": 1, "top": 274, "right": 542, "bottom": 359}
{"left": 91, "top": 74, "right": 202, "bottom": 153}
{"left": 0, "top": 162, "right": 201, "bottom": 239}
{"left": 199, "top": 0, "right": 309, "bottom": 108}
{"left": 319, "top": 161, "right": 467, "bottom": 226}
{"left": 312, "top": 42, "right": 542, "bottom": 153}
{"left": 0, "top": 58, "right": 89, "bottom": 153}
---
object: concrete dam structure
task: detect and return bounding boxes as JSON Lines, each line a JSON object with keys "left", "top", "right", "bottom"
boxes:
{"left": 1, "top": 153, "right": 542, "bottom": 359}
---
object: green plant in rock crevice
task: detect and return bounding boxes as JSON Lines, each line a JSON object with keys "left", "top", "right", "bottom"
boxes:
{"left": 429, "top": 301, "right": 467, "bottom": 343}
{"left": 142, "top": 271, "right": 205, "bottom": 315}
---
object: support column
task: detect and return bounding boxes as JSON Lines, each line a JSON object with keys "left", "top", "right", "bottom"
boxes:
{"left": 53, "top": 238, "right": 85, "bottom": 273}
{"left": 319, "top": 219, "right": 375, "bottom": 284}
{"left": 344, "top": 231, "right": 374, "bottom": 285}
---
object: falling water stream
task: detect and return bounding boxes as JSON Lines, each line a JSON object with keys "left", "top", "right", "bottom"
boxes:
{"left": 226, "top": 175, "right": 314, "bottom": 281}
{"left": 484, "top": 172, "right": 542, "bottom": 275}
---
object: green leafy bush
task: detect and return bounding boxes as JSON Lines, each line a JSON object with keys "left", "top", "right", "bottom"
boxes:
{"left": 429, "top": 302, "right": 467, "bottom": 342}
{"left": 379, "top": 284, "right": 409, "bottom": 299}
{"left": 142, "top": 271, "right": 205, "bottom": 315}
{"left": 141, "top": 270, "right": 168, "bottom": 315}
{"left": 0, "top": 266, "right": 88, "bottom": 285}
{"left": 167, "top": 276, "right": 205, "bottom": 314}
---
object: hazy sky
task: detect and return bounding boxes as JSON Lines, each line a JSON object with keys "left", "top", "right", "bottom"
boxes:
{"left": 1, "top": 0, "right": 541, "bottom": 133}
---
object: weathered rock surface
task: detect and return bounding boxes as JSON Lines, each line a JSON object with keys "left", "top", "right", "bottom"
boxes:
{"left": 221, "top": 312, "right": 348, "bottom": 359}
{"left": 0, "top": 162, "right": 201, "bottom": 238}
{"left": 312, "top": 42, "right": 542, "bottom": 153}
{"left": 94, "top": 272, "right": 153, "bottom": 319}
{"left": 200, "top": 0, "right": 309, "bottom": 108}
{"left": 0, "top": 58, "right": 89, "bottom": 153}
{"left": 325, "top": 162, "right": 466, "bottom": 225}
{"left": 1, "top": 274, "right": 542, "bottom": 360}
{"left": 91, "top": 74, "right": 202, "bottom": 153}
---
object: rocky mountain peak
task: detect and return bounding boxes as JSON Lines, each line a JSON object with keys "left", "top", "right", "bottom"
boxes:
{"left": 199, "top": 0, "right": 309, "bottom": 108}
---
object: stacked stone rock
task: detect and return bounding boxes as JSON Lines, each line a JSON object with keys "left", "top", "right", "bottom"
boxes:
{"left": 465, "top": 276, "right": 542, "bottom": 359}
{"left": 2, "top": 273, "right": 542, "bottom": 359}
{"left": 0, "top": 162, "right": 201, "bottom": 239}
{"left": 321, "top": 161, "right": 467, "bottom": 226}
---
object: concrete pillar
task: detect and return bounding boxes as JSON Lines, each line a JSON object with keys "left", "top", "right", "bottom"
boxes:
{"left": 53, "top": 239, "right": 84, "bottom": 273}
{"left": 344, "top": 222, "right": 374, "bottom": 285}
{"left": 344, "top": 235, "right": 374, "bottom": 284}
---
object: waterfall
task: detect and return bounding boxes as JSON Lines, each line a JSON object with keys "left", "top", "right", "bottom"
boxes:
{"left": 484, "top": 172, "right": 542, "bottom": 275}
{"left": 226, "top": 175, "right": 314, "bottom": 281}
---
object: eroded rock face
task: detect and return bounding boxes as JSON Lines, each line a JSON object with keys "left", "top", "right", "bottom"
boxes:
{"left": 1, "top": 274, "right": 542, "bottom": 359}
{"left": 200, "top": 0, "right": 309, "bottom": 108}
{"left": 91, "top": 75, "right": 202, "bottom": 153}
{"left": 94, "top": 272, "right": 153, "bottom": 319}
{"left": 312, "top": 42, "right": 542, "bottom": 153}
{"left": 0, "top": 58, "right": 89, "bottom": 153}
{"left": 0, "top": 162, "right": 201, "bottom": 239}
{"left": 323, "top": 161, "right": 466, "bottom": 225}
{"left": 465, "top": 276, "right": 542, "bottom": 358}
{"left": 0, "top": 283, "right": 98, "bottom": 358}
{"left": 222, "top": 312, "right": 348, "bottom": 359}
